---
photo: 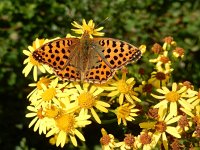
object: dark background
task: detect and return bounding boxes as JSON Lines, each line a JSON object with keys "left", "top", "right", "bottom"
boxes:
{"left": 0, "top": 0, "right": 200, "bottom": 149}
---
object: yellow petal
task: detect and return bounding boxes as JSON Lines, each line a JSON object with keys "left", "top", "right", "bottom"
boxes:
{"left": 57, "top": 130, "right": 66, "bottom": 148}
{"left": 107, "top": 90, "right": 119, "bottom": 97}
{"left": 74, "top": 129, "right": 85, "bottom": 141}
{"left": 91, "top": 108, "right": 101, "bottom": 124}
{"left": 166, "top": 126, "right": 181, "bottom": 138}
{"left": 139, "top": 122, "right": 156, "bottom": 129}
{"left": 119, "top": 93, "right": 124, "bottom": 105}
{"left": 169, "top": 102, "right": 177, "bottom": 117}
{"left": 70, "top": 135, "right": 77, "bottom": 147}
{"left": 162, "top": 132, "right": 168, "bottom": 150}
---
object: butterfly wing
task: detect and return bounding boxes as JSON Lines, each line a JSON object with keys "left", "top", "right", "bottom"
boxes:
{"left": 83, "top": 38, "right": 141, "bottom": 84}
{"left": 84, "top": 58, "right": 116, "bottom": 84}
{"left": 32, "top": 38, "right": 79, "bottom": 70}
{"left": 92, "top": 38, "right": 142, "bottom": 70}
{"left": 32, "top": 38, "right": 81, "bottom": 81}
{"left": 54, "top": 64, "right": 81, "bottom": 82}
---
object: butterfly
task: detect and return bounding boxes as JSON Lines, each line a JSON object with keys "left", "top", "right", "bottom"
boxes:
{"left": 32, "top": 31, "right": 142, "bottom": 84}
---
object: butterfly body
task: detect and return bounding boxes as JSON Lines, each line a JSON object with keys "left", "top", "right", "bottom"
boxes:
{"left": 32, "top": 32, "right": 141, "bottom": 84}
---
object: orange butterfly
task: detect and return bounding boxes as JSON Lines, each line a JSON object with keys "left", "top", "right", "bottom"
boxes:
{"left": 32, "top": 31, "right": 141, "bottom": 84}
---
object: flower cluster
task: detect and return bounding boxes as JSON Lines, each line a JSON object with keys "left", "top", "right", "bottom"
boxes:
{"left": 23, "top": 19, "right": 200, "bottom": 149}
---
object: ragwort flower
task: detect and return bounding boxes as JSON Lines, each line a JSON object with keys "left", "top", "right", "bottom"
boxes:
{"left": 31, "top": 78, "right": 67, "bottom": 108}
{"left": 140, "top": 106, "right": 182, "bottom": 150}
{"left": 116, "top": 134, "right": 136, "bottom": 150}
{"left": 115, "top": 103, "right": 139, "bottom": 126}
{"left": 149, "top": 51, "right": 173, "bottom": 73}
{"left": 151, "top": 82, "right": 194, "bottom": 116}
{"left": 71, "top": 19, "right": 104, "bottom": 37}
{"left": 46, "top": 109, "right": 91, "bottom": 147}
{"left": 148, "top": 71, "right": 170, "bottom": 88}
{"left": 105, "top": 69, "right": 141, "bottom": 105}
{"left": 100, "top": 128, "right": 116, "bottom": 150}
{"left": 135, "top": 131, "right": 155, "bottom": 150}
{"left": 67, "top": 83, "right": 110, "bottom": 124}
{"left": 25, "top": 105, "right": 54, "bottom": 135}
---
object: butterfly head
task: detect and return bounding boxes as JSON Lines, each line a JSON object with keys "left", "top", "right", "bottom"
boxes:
{"left": 81, "top": 31, "right": 92, "bottom": 39}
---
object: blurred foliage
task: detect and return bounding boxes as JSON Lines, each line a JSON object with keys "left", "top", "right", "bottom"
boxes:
{"left": 0, "top": 0, "right": 200, "bottom": 149}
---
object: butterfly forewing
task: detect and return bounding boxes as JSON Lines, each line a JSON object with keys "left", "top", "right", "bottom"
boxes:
{"left": 32, "top": 38, "right": 79, "bottom": 70}
{"left": 93, "top": 38, "right": 141, "bottom": 69}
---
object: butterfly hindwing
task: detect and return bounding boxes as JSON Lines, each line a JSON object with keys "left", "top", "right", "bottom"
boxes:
{"left": 84, "top": 59, "right": 115, "bottom": 84}
{"left": 93, "top": 38, "right": 142, "bottom": 70}
{"left": 54, "top": 65, "right": 81, "bottom": 82}
{"left": 32, "top": 38, "right": 79, "bottom": 70}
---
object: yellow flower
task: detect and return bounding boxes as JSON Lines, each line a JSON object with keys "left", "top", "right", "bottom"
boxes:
{"left": 116, "top": 134, "right": 136, "bottom": 150}
{"left": 67, "top": 83, "right": 110, "bottom": 124}
{"left": 148, "top": 71, "right": 170, "bottom": 88}
{"left": 71, "top": 19, "right": 104, "bottom": 37}
{"left": 27, "top": 76, "right": 54, "bottom": 101}
{"left": 162, "top": 36, "right": 176, "bottom": 51}
{"left": 25, "top": 105, "right": 54, "bottom": 135}
{"left": 22, "top": 38, "right": 53, "bottom": 81}
{"left": 104, "top": 70, "right": 141, "bottom": 105}
{"left": 135, "top": 131, "right": 155, "bottom": 150}
{"left": 140, "top": 106, "right": 182, "bottom": 150}
{"left": 115, "top": 103, "right": 139, "bottom": 126}
{"left": 149, "top": 51, "right": 173, "bottom": 73}
{"left": 100, "top": 128, "right": 116, "bottom": 150}
{"left": 151, "top": 82, "right": 194, "bottom": 116}
{"left": 176, "top": 115, "right": 192, "bottom": 134}
{"left": 151, "top": 43, "right": 163, "bottom": 54}
{"left": 46, "top": 109, "right": 91, "bottom": 147}
{"left": 30, "top": 78, "right": 67, "bottom": 108}
{"left": 173, "top": 47, "right": 184, "bottom": 58}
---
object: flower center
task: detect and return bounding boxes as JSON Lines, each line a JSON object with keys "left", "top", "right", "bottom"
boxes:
{"left": 42, "top": 88, "right": 56, "bottom": 101}
{"left": 148, "top": 108, "right": 158, "bottom": 119}
{"left": 165, "top": 91, "right": 180, "bottom": 102}
{"left": 143, "top": 84, "right": 153, "bottom": 93}
{"left": 55, "top": 113, "right": 75, "bottom": 133}
{"left": 155, "top": 121, "right": 167, "bottom": 133}
{"left": 151, "top": 43, "right": 163, "bottom": 54}
{"left": 160, "top": 56, "right": 169, "bottom": 63}
{"left": 77, "top": 92, "right": 95, "bottom": 109}
{"left": 178, "top": 115, "right": 189, "bottom": 129}
{"left": 117, "top": 105, "right": 130, "bottom": 119}
{"left": 37, "top": 77, "right": 51, "bottom": 90}
{"left": 173, "top": 47, "right": 184, "bottom": 56}
{"left": 100, "top": 134, "right": 111, "bottom": 145}
{"left": 155, "top": 72, "right": 166, "bottom": 80}
{"left": 163, "top": 36, "right": 173, "bottom": 44}
{"left": 140, "top": 132, "right": 152, "bottom": 145}
{"left": 83, "top": 24, "right": 94, "bottom": 35}
{"left": 124, "top": 134, "right": 135, "bottom": 147}
{"left": 29, "top": 55, "right": 40, "bottom": 66}
{"left": 117, "top": 80, "right": 130, "bottom": 94}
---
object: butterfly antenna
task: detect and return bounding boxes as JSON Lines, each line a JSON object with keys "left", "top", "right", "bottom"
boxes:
{"left": 95, "top": 17, "right": 110, "bottom": 28}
